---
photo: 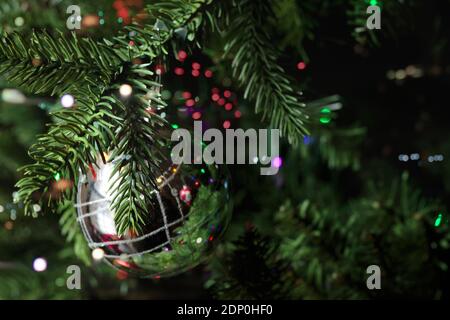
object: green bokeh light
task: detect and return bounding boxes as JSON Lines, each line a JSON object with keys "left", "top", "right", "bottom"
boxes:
{"left": 435, "top": 213, "right": 443, "bottom": 227}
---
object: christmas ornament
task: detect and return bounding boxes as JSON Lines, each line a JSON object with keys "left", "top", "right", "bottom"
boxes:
{"left": 76, "top": 155, "right": 232, "bottom": 278}
{"left": 179, "top": 185, "right": 193, "bottom": 206}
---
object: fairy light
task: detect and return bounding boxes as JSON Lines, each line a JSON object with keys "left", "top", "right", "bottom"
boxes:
{"left": 171, "top": 124, "right": 179, "bottom": 129}
{"left": 297, "top": 61, "right": 306, "bottom": 70}
{"left": 177, "top": 50, "right": 187, "bottom": 61}
{"left": 304, "top": 135, "right": 313, "bottom": 145}
{"left": 196, "top": 237, "right": 202, "bottom": 244}
{"left": 192, "top": 112, "right": 202, "bottom": 120}
{"left": 186, "top": 99, "right": 195, "bottom": 107}
{"left": 92, "top": 248, "right": 105, "bottom": 261}
{"left": 119, "top": 84, "right": 133, "bottom": 97}
{"left": 174, "top": 67, "right": 185, "bottom": 76}
{"left": 319, "top": 107, "right": 332, "bottom": 124}
{"left": 204, "top": 70, "right": 213, "bottom": 78}
{"left": 223, "top": 120, "right": 231, "bottom": 129}
{"left": 54, "top": 172, "right": 61, "bottom": 181}
{"left": 155, "top": 65, "right": 164, "bottom": 75}
{"left": 435, "top": 213, "right": 443, "bottom": 227}
{"left": 182, "top": 91, "right": 192, "bottom": 99}
{"left": 33, "top": 257, "right": 47, "bottom": 272}
{"left": 272, "top": 156, "right": 283, "bottom": 169}
{"left": 14, "top": 17, "right": 25, "bottom": 27}
{"left": 61, "top": 94, "right": 75, "bottom": 108}
{"left": 211, "top": 93, "right": 220, "bottom": 101}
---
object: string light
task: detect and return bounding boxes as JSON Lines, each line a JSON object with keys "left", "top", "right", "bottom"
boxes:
{"left": 186, "top": 99, "right": 195, "bottom": 107}
{"left": 54, "top": 172, "right": 61, "bottom": 181}
{"left": 223, "top": 120, "right": 231, "bottom": 129}
{"left": 303, "top": 135, "right": 313, "bottom": 145}
{"left": 177, "top": 50, "right": 187, "bottom": 61}
{"left": 182, "top": 91, "right": 191, "bottom": 99}
{"left": 92, "top": 248, "right": 105, "bottom": 260}
{"left": 435, "top": 213, "right": 443, "bottom": 227}
{"left": 174, "top": 67, "right": 185, "bottom": 76}
{"left": 14, "top": 17, "right": 25, "bottom": 27}
{"left": 155, "top": 65, "right": 164, "bottom": 75}
{"left": 319, "top": 107, "right": 332, "bottom": 124}
{"left": 211, "top": 93, "right": 220, "bottom": 101}
{"left": 33, "top": 257, "right": 47, "bottom": 272}
{"left": 119, "top": 84, "right": 133, "bottom": 97}
{"left": 192, "top": 112, "right": 202, "bottom": 120}
{"left": 297, "top": 61, "right": 306, "bottom": 70}
{"left": 61, "top": 94, "right": 75, "bottom": 108}
{"left": 204, "top": 70, "right": 213, "bottom": 78}
{"left": 272, "top": 156, "right": 283, "bottom": 169}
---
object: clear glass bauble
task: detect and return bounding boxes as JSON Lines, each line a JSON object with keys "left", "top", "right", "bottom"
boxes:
{"left": 76, "top": 155, "right": 232, "bottom": 278}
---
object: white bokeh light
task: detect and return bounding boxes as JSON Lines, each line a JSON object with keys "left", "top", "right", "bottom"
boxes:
{"left": 119, "top": 84, "right": 133, "bottom": 97}
{"left": 92, "top": 248, "right": 105, "bottom": 261}
{"left": 33, "top": 257, "right": 47, "bottom": 272}
{"left": 61, "top": 94, "right": 75, "bottom": 108}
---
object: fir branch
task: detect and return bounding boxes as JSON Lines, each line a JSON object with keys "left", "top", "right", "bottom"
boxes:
{"left": 0, "top": 31, "right": 125, "bottom": 214}
{"left": 224, "top": 0, "right": 310, "bottom": 146}
{"left": 58, "top": 200, "right": 91, "bottom": 265}
{"left": 207, "top": 228, "right": 286, "bottom": 299}
{"left": 107, "top": 76, "right": 168, "bottom": 235}
{"left": 105, "top": 0, "right": 215, "bottom": 234}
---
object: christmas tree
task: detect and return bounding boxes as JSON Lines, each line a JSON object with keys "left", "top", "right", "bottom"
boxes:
{"left": 1, "top": 0, "right": 449, "bottom": 299}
